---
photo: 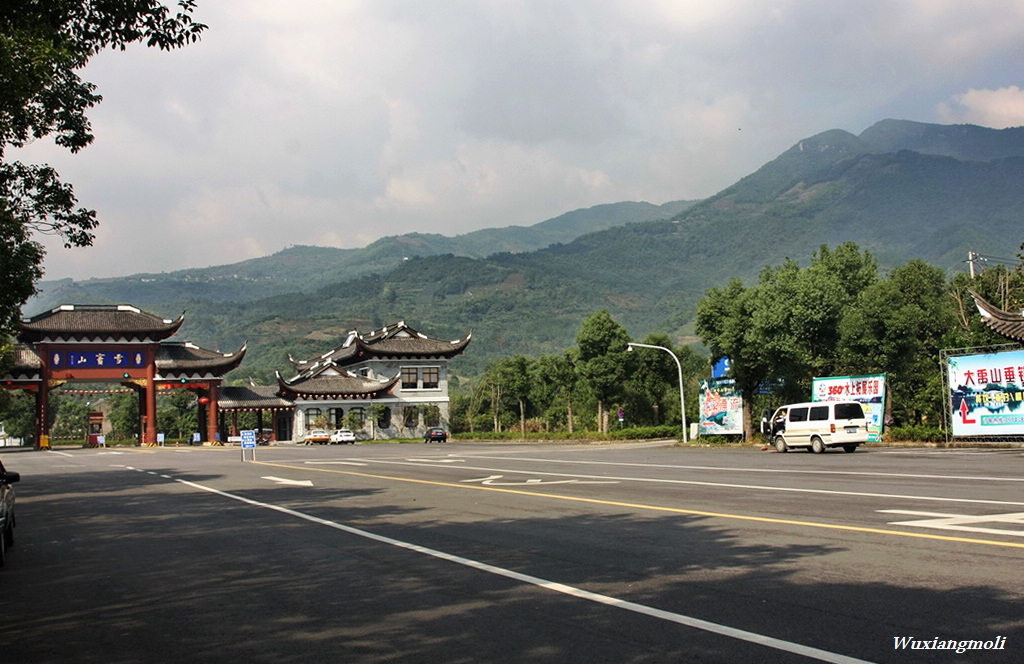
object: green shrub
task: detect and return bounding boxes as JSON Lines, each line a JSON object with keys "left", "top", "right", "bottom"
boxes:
{"left": 608, "top": 426, "right": 680, "bottom": 441}
{"left": 885, "top": 425, "right": 946, "bottom": 443}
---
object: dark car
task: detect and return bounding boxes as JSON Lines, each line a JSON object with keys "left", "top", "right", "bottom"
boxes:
{"left": 424, "top": 427, "right": 448, "bottom": 443}
{"left": 0, "top": 458, "right": 20, "bottom": 567}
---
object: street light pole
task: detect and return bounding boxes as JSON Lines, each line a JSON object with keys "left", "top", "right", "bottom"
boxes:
{"left": 626, "top": 342, "right": 688, "bottom": 443}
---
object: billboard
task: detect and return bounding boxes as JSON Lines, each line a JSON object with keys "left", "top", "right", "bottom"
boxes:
{"left": 698, "top": 378, "right": 744, "bottom": 435}
{"left": 812, "top": 374, "right": 886, "bottom": 442}
{"left": 947, "top": 350, "right": 1024, "bottom": 437}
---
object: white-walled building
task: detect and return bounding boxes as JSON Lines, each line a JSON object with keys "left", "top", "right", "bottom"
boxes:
{"left": 277, "top": 321, "right": 471, "bottom": 440}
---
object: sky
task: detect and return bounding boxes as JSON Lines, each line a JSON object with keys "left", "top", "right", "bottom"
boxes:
{"left": 14, "top": 0, "right": 1024, "bottom": 281}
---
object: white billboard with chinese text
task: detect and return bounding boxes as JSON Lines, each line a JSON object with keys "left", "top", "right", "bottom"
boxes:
{"left": 947, "top": 350, "right": 1024, "bottom": 437}
{"left": 812, "top": 374, "right": 886, "bottom": 442}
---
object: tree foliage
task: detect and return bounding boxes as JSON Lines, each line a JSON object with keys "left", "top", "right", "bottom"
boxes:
{"left": 575, "top": 310, "right": 634, "bottom": 433}
{"left": 0, "top": 1, "right": 206, "bottom": 334}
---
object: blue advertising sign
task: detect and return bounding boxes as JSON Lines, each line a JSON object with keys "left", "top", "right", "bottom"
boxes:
{"left": 241, "top": 430, "right": 257, "bottom": 449}
{"left": 711, "top": 356, "right": 731, "bottom": 379}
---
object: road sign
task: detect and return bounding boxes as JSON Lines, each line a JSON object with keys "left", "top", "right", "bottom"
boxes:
{"left": 240, "top": 430, "right": 257, "bottom": 462}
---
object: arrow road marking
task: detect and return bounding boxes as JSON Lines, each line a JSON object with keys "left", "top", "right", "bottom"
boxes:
{"left": 879, "top": 509, "right": 1024, "bottom": 537}
{"left": 261, "top": 476, "right": 314, "bottom": 487}
{"left": 305, "top": 461, "right": 368, "bottom": 466}
{"left": 405, "top": 458, "right": 465, "bottom": 463}
{"left": 462, "top": 474, "right": 618, "bottom": 486}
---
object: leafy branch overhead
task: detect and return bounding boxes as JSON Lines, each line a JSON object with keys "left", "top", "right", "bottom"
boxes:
{"left": 0, "top": 0, "right": 207, "bottom": 333}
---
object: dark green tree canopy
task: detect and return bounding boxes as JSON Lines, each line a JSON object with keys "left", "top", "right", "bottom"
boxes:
{"left": 0, "top": 0, "right": 205, "bottom": 333}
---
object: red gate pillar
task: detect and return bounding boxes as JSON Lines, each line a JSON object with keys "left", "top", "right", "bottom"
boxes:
{"left": 36, "top": 379, "right": 50, "bottom": 450}
{"left": 207, "top": 382, "right": 219, "bottom": 444}
{"left": 144, "top": 362, "right": 157, "bottom": 445}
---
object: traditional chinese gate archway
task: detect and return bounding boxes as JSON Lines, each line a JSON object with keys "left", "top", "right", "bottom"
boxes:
{"left": 5, "top": 304, "right": 245, "bottom": 448}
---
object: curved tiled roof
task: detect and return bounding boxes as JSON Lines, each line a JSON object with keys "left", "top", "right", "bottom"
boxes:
{"left": 970, "top": 290, "right": 1024, "bottom": 343}
{"left": 3, "top": 344, "right": 42, "bottom": 379}
{"left": 277, "top": 371, "right": 399, "bottom": 399}
{"left": 18, "top": 304, "right": 184, "bottom": 342}
{"left": 289, "top": 322, "right": 471, "bottom": 378}
{"left": 156, "top": 342, "right": 247, "bottom": 378}
{"left": 219, "top": 385, "right": 293, "bottom": 410}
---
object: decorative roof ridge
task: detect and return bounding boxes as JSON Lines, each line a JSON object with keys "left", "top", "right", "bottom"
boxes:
{"left": 969, "top": 289, "right": 1024, "bottom": 343}
{"left": 970, "top": 289, "right": 1024, "bottom": 320}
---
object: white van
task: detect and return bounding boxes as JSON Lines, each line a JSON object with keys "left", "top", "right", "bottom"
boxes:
{"left": 762, "top": 401, "right": 869, "bottom": 453}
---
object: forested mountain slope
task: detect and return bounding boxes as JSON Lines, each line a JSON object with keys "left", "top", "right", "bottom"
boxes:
{"left": 24, "top": 120, "right": 1024, "bottom": 380}
{"left": 30, "top": 200, "right": 691, "bottom": 309}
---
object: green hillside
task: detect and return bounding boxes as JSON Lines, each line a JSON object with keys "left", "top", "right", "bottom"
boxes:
{"left": 29, "top": 200, "right": 692, "bottom": 310}
{"left": 24, "top": 120, "right": 1024, "bottom": 382}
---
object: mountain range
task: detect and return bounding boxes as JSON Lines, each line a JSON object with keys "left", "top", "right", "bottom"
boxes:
{"left": 26, "top": 119, "right": 1024, "bottom": 381}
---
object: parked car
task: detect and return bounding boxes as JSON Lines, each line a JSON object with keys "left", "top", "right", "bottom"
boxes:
{"left": 303, "top": 429, "right": 330, "bottom": 445}
{"left": 1, "top": 458, "right": 20, "bottom": 567}
{"left": 761, "top": 401, "right": 868, "bottom": 453}
{"left": 424, "top": 427, "right": 448, "bottom": 443}
{"left": 330, "top": 429, "right": 356, "bottom": 444}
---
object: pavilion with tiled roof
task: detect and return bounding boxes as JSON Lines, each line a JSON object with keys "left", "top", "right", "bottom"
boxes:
{"left": 281, "top": 321, "right": 470, "bottom": 440}
{"left": 4, "top": 304, "right": 245, "bottom": 447}
{"left": 218, "top": 383, "right": 294, "bottom": 442}
{"left": 970, "top": 290, "right": 1024, "bottom": 343}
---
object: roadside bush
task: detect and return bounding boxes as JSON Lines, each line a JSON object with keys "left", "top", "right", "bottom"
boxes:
{"left": 885, "top": 425, "right": 945, "bottom": 443}
{"left": 608, "top": 426, "right": 679, "bottom": 441}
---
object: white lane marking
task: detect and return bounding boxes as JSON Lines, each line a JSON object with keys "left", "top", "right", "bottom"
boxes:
{"left": 365, "top": 459, "right": 1024, "bottom": 508}
{"left": 305, "top": 461, "right": 368, "bottom": 466}
{"left": 879, "top": 510, "right": 1024, "bottom": 538}
{"left": 148, "top": 468, "right": 871, "bottom": 664}
{"left": 405, "top": 458, "right": 465, "bottom": 463}
{"left": 260, "top": 476, "right": 314, "bottom": 487}
{"left": 463, "top": 474, "right": 618, "bottom": 486}
{"left": 459, "top": 454, "right": 1024, "bottom": 484}
{"left": 46, "top": 450, "right": 75, "bottom": 458}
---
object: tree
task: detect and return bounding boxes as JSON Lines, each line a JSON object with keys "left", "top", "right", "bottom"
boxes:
{"left": 531, "top": 351, "right": 582, "bottom": 432}
{"left": 629, "top": 333, "right": 677, "bottom": 426}
{"left": 575, "top": 310, "right": 633, "bottom": 434}
{"left": 697, "top": 243, "right": 878, "bottom": 439}
{"left": 695, "top": 278, "right": 767, "bottom": 438}
{"left": 0, "top": 1, "right": 206, "bottom": 336}
{"left": 839, "top": 260, "right": 955, "bottom": 426}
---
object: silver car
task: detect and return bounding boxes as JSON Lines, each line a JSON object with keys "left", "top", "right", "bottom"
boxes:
{"left": 0, "top": 458, "right": 20, "bottom": 567}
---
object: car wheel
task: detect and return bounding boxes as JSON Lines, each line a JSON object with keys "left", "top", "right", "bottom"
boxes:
{"left": 842, "top": 444, "right": 857, "bottom": 453}
{"left": 3, "top": 514, "right": 12, "bottom": 548}
{"left": 774, "top": 436, "right": 787, "bottom": 453}
{"left": 811, "top": 436, "right": 825, "bottom": 454}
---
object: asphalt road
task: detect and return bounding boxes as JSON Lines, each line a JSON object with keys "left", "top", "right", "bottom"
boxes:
{"left": 2, "top": 441, "right": 1023, "bottom": 663}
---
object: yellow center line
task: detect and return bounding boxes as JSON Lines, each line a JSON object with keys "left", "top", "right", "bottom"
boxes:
{"left": 253, "top": 460, "right": 1024, "bottom": 550}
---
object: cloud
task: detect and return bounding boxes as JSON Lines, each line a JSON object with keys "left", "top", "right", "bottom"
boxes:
{"left": 937, "top": 86, "right": 1024, "bottom": 128}
{"left": 12, "top": 1, "right": 1024, "bottom": 281}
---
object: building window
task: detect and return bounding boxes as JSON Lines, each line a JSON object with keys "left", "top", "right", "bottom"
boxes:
{"left": 422, "top": 366, "right": 439, "bottom": 389}
{"left": 423, "top": 404, "right": 441, "bottom": 427}
{"left": 329, "top": 407, "right": 344, "bottom": 428}
{"left": 348, "top": 407, "right": 365, "bottom": 426}
{"left": 305, "top": 408, "right": 322, "bottom": 428}
{"left": 377, "top": 407, "right": 391, "bottom": 429}
{"left": 401, "top": 367, "right": 418, "bottom": 389}
{"left": 403, "top": 406, "right": 418, "bottom": 428}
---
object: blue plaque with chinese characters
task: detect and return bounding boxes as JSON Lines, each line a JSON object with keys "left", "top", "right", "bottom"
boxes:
{"left": 51, "top": 350, "right": 147, "bottom": 368}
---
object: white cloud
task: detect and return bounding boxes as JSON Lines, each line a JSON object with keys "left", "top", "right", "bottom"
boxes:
{"left": 937, "top": 86, "right": 1024, "bottom": 128}
{"left": 14, "top": 1, "right": 1024, "bottom": 280}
